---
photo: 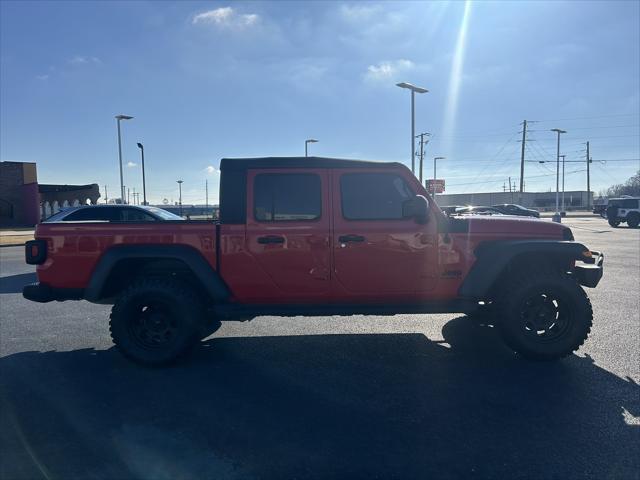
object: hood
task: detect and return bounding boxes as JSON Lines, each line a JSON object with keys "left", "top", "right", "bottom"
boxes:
{"left": 452, "top": 215, "right": 570, "bottom": 239}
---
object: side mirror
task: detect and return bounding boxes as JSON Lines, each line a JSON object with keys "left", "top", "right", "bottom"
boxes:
{"left": 402, "top": 195, "right": 429, "bottom": 224}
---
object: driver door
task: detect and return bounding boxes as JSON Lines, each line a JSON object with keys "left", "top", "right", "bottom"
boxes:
{"left": 331, "top": 169, "right": 438, "bottom": 299}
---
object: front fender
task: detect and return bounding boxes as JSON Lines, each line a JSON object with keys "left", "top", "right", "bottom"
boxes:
{"left": 458, "top": 240, "right": 593, "bottom": 299}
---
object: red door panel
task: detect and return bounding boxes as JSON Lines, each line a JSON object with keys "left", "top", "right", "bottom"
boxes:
{"left": 245, "top": 169, "right": 331, "bottom": 301}
{"left": 331, "top": 169, "right": 438, "bottom": 298}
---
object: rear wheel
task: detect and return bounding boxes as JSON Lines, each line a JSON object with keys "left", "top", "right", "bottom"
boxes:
{"left": 110, "top": 278, "right": 204, "bottom": 365}
{"left": 627, "top": 212, "right": 640, "bottom": 228}
{"left": 497, "top": 270, "right": 592, "bottom": 360}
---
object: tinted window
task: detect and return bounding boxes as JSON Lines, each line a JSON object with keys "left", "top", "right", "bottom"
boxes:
{"left": 254, "top": 174, "right": 321, "bottom": 221}
{"left": 121, "top": 208, "right": 157, "bottom": 222}
{"left": 63, "top": 207, "right": 119, "bottom": 222}
{"left": 610, "top": 199, "right": 638, "bottom": 208}
{"left": 341, "top": 173, "right": 414, "bottom": 220}
{"left": 144, "top": 207, "right": 184, "bottom": 220}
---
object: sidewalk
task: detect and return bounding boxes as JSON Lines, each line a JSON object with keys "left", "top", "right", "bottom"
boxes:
{"left": 0, "top": 228, "right": 35, "bottom": 247}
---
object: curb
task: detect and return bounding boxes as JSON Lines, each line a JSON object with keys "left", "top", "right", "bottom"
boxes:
{"left": 0, "top": 243, "right": 27, "bottom": 248}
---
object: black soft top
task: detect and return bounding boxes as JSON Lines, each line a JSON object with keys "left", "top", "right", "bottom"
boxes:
{"left": 220, "top": 156, "right": 404, "bottom": 171}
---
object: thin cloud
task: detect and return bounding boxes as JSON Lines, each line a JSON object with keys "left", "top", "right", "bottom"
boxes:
{"left": 340, "top": 4, "right": 381, "bottom": 21}
{"left": 192, "top": 7, "right": 259, "bottom": 28}
{"left": 69, "top": 56, "right": 101, "bottom": 65}
{"left": 205, "top": 165, "right": 219, "bottom": 174}
{"left": 35, "top": 74, "right": 49, "bottom": 81}
{"left": 126, "top": 162, "right": 137, "bottom": 168}
{"left": 365, "top": 59, "right": 414, "bottom": 81}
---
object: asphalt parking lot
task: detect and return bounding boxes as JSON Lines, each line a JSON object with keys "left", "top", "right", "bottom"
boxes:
{"left": 1, "top": 217, "right": 638, "bottom": 480}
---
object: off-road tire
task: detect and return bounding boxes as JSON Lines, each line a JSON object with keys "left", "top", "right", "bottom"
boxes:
{"left": 110, "top": 278, "right": 204, "bottom": 366}
{"left": 608, "top": 219, "right": 621, "bottom": 228}
{"left": 497, "top": 269, "right": 592, "bottom": 361}
{"left": 627, "top": 212, "right": 640, "bottom": 228}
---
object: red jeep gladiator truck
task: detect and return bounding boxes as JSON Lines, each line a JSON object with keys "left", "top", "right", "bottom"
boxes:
{"left": 23, "top": 157, "right": 603, "bottom": 365}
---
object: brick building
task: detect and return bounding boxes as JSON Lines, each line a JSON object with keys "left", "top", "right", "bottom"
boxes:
{"left": 0, "top": 161, "right": 40, "bottom": 227}
{"left": 0, "top": 161, "right": 101, "bottom": 227}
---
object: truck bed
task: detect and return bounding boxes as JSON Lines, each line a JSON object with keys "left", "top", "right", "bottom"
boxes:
{"left": 33, "top": 221, "right": 219, "bottom": 289}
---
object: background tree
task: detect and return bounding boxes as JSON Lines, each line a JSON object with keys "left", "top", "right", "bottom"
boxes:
{"left": 601, "top": 170, "right": 640, "bottom": 197}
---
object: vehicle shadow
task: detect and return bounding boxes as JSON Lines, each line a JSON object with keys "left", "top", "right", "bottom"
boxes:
{"left": 0, "top": 272, "right": 36, "bottom": 294}
{"left": 1, "top": 317, "right": 638, "bottom": 480}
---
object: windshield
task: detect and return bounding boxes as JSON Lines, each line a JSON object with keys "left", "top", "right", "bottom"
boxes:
{"left": 143, "top": 206, "right": 185, "bottom": 220}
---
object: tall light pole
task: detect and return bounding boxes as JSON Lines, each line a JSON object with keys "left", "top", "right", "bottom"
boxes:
{"left": 115, "top": 114, "right": 133, "bottom": 204}
{"left": 396, "top": 82, "right": 428, "bottom": 175}
{"left": 560, "top": 154, "right": 566, "bottom": 213}
{"left": 177, "top": 180, "right": 183, "bottom": 217}
{"left": 136, "top": 143, "right": 147, "bottom": 206}
{"left": 433, "top": 156, "right": 446, "bottom": 197}
{"left": 551, "top": 128, "right": 566, "bottom": 223}
{"left": 305, "top": 139, "right": 318, "bottom": 157}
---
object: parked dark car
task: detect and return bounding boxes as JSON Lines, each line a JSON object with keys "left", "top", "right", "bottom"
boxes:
{"left": 593, "top": 204, "right": 607, "bottom": 216}
{"left": 492, "top": 204, "right": 540, "bottom": 218}
{"left": 44, "top": 205, "right": 184, "bottom": 223}
{"left": 440, "top": 205, "right": 464, "bottom": 215}
{"left": 455, "top": 206, "right": 505, "bottom": 215}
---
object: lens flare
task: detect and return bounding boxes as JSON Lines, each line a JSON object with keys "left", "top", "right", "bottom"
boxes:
{"left": 442, "top": 1, "right": 472, "bottom": 155}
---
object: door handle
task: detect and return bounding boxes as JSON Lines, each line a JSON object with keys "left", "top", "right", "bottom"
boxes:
{"left": 257, "top": 235, "right": 285, "bottom": 244}
{"left": 338, "top": 234, "right": 365, "bottom": 243}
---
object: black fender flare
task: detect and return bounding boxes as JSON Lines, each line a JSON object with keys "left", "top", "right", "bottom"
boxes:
{"left": 84, "top": 245, "right": 231, "bottom": 302}
{"left": 458, "top": 240, "right": 588, "bottom": 299}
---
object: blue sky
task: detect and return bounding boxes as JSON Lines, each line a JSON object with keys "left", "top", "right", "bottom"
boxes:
{"left": 1, "top": 1, "right": 639, "bottom": 204}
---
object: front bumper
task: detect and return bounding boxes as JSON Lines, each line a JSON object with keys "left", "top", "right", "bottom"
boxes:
{"left": 573, "top": 250, "right": 604, "bottom": 288}
{"left": 23, "top": 283, "right": 84, "bottom": 303}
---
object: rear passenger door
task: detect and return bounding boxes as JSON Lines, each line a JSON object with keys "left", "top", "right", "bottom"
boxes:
{"left": 245, "top": 169, "right": 331, "bottom": 299}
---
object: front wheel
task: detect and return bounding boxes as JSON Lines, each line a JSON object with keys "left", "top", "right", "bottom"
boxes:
{"left": 608, "top": 219, "right": 620, "bottom": 227}
{"left": 110, "top": 278, "right": 204, "bottom": 365}
{"left": 497, "top": 270, "right": 593, "bottom": 360}
{"left": 627, "top": 212, "right": 640, "bottom": 228}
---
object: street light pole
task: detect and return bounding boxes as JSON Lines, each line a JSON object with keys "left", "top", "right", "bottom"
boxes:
{"left": 115, "top": 114, "right": 133, "bottom": 204}
{"left": 136, "top": 143, "right": 147, "bottom": 205}
{"left": 396, "top": 82, "right": 428, "bottom": 175}
{"left": 560, "top": 154, "right": 566, "bottom": 213}
{"left": 433, "top": 156, "right": 445, "bottom": 197}
{"left": 550, "top": 128, "right": 567, "bottom": 223}
{"left": 177, "top": 180, "right": 183, "bottom": 217}
{"left": 305, "top": 139, "right": 318, "bottom": 157}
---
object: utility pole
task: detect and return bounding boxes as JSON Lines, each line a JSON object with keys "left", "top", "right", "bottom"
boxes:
{"left": 133, "top": 188, "right": 136, "bottom": 205}
{"left": 104, "top": 185, "right": 108, "bottom": 204}
{"left": 519, "top": 120, "right": 527, "bottom": 195}
{"left": 127, "top": 187, "right": 131, "bottom": 205}
{"left": 415, "top": 132, "right": 430, "bottom": 183}
{"left": 509, "top": 176, "right": 514, "bottom": 202}
{"left": 586, "top": 141, "right": 591, "bottom": 210}
{"left": 205, "top": 179, "right": 209, "bottom": 209}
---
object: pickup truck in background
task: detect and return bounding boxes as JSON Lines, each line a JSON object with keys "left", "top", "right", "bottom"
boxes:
{"left": 23, "top": 157, "right": 604, "bottom": 365}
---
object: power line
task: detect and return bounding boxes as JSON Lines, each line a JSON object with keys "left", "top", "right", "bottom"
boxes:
{"left": 528, "top": 124, "right": 639, "bottom": 132}
{"left": 532, "top": 113, "right": 640, "bottom": 123}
